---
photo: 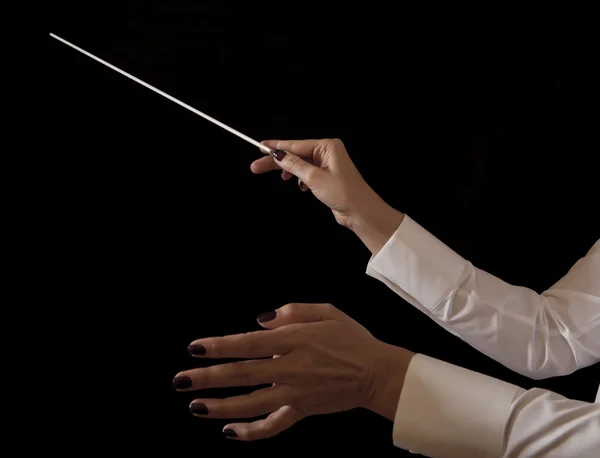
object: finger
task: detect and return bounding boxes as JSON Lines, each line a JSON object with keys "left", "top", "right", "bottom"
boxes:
{"left": 222, "top": 405, "right": 303, "bottom": 441}
{"left": 250, "top": 155, "right": 280, "bottom": 174}
{"left": 257, "top": 303, "right": 348, "bottom": 329}
{"left": 187, "top": 329, "right": 293, "bottom": 359}
{"left": 270, "top": 150, "right": 324, "bottom": 186}
{"left": 174, "top": 358, "right": 283, "bottom": 391}
{"left": 298, "top": 179, "right": 308, "bottom": 191}
{"left": 282, "top": 171, "right": 293, "bottom": 181}
{"left": 261, "top": 139, "right": 321, "bottom": 159}
{"left": 189, "top": 384, "right": 289, "bottom": 419}
{"left": 250, "top": 150, "right": 315, "bottom": 176}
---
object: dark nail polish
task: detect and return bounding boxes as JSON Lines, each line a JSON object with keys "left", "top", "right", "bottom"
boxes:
{"left": 188, "top": 344, "right": 206, "bottom": 356}
{"left": 271, "top": 149, "right": 287, "bottom": 161}
{"left": 173, "top": 376, "right": 192, "bottom": 390}
{"left": 299, "top": 180, "right": 308, "bottom": 191}
{"left": 223, "top": 429, "right": 237, "bottom": 438}
{"left": 189, "top": 403, "right": 208, "bottom": 415}
{"left": 257, "top": 311, "right": 276, "bottom": 323}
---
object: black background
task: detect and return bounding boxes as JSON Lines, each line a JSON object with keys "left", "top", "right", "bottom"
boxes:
{"left": 11, "top": 1, "right": 598, "bottom": 455}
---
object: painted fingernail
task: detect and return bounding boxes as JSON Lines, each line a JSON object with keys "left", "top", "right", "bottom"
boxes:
{"left": 223, "top": 429, "right": 237, "bottom": 438}
{"left": 189, "top": 403, "right": 208, "bottom": 415}
{"left": 188, "top": 344, "right": 206, "bottom": 356}
{"left": 173, "top": 376, "right": 192, "bottom": 390}
{"left": 299, "top": 180, "right": 308, "bottom": 191}
{"left": 270, "top": 149, "right": 286, "bottom": 161}
{"left": 257, "top": 311, "right": 277, "bottom": 323}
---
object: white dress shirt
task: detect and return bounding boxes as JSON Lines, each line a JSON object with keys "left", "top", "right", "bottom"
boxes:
{"left": 366, "top": 215, "right": 599, "bottom": 457}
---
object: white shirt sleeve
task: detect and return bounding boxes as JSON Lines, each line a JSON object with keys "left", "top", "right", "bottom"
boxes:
{"left": 366, "top": 215, "right": 600, "bottom": 379}
{"left": 393, "top": 354, "right": 600, "bottom": 457}
{"left": 365, "top": 215, "right": 600, "bottom": 456}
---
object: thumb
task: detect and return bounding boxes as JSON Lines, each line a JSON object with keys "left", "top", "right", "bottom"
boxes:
{"left": 257, "top": 303, "right": 347, "bottom": 329}
{"left": 270, "top": 149, "right": 323, "bottom": 187}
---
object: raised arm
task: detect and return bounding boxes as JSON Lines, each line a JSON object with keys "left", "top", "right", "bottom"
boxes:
{"left": 363, "top": 215, "right": 600, "bottom": 379}
{"left": 252, "top": 138, "right": 600, "bottom": 378}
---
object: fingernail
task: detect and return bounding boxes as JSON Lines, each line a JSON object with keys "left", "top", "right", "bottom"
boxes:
{"left": 299, "top": 180, "right": 308, "bottom": 191}
{"left": 189, "top": 403, "right": 208, "bottom": 415}
{"left": 188, "top": 344, "right": 207, "bottom": 356}
{"left": 223, "top": 429, "right": 237, "bottom": 438}
{"left": 270, "top": 149, "right": 287, "bottom": 161}
{"left": 173, "top": 376, "right": 192, "bottom": 390}
{"left": 257, "top": 311, "right": 277, "bottom": 323}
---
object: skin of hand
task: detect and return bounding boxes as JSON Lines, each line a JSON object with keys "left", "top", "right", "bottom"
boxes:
{"left": 173, "top": 303, "right": 415, "bottom": 441}
{"left": 251, "top": 139, "right": 405, "bottom": 255}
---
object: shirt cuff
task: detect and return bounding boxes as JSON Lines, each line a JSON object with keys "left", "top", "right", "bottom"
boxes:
{"left": 366, "top": 215, "right": 467, "bottom": 311}
{"left": 393, "top": 354, "right": 521, "bottom": 457}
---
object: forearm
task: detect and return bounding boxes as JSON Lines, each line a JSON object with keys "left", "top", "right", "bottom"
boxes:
{"left": 348, "top": 194, "right": 405, "bottom": 256}
{"left": 364, "top": 343, "right": 415, "bottom": 421}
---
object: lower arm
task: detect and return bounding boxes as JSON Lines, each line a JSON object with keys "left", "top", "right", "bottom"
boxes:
{"left": 348, "top": 196, "right": 405, "bottom": 256}
{"left": 365, "top": 343, "right": 415, "bottom": 421}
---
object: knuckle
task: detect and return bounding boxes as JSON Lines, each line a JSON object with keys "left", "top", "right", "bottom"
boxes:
{"left": 286, "top": 155, "right": 301, "bottom": 171}
{"left": 304, "top": 168, "right": 318, "bottom": 185}
{"left": 256, "top": 422, "right": 276, "bottom": 439}
{"left": 322, "top": 302, "right": 337, "bottom": 313}
{"left": 202, "top": 339, "right": 219, "bottom": 356}
{"left": 203, "top": 365, "right": 219, "bottom": 384}
{"left": 322, "top": 138, "right": 344, "bottom": 160}
{"left": 212, "top": 333, "right": 244, "bottom": 356}
{"left": 328, "top": 138, "right": 343, "bottom": 148}
{"left": 225, "top": 332, "right": 252, "bottom": 351}
{"left": 280, "top": 302, "right": 299, "bottom": 317}
{"left": 240, "top": 333, "right": 262, "bottom": 355}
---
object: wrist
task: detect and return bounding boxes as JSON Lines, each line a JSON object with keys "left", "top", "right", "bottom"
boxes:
{"left": 347, "top": 197, "right": 404, "bottom": 255}
{"left": 364, "top": 343, "right": 415, "bottom": 421}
